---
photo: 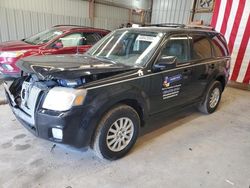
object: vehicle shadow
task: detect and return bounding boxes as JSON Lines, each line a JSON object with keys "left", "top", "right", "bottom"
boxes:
{"left": 134, "top": 89, "right": 237, "bottom": 152}
{"left": 135, "top": 106, "right": 201, "bottom": 149}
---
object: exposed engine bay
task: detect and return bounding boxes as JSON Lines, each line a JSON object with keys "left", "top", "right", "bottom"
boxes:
{"left": 9, "top": 69, "right": 128, "bottom": 107}
{"left": 8, "top": 54, "right": 137, "bottom": 108}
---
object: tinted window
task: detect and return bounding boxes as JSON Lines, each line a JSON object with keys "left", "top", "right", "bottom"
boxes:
{"left": 192, "top": 35, "right": 212, "bottom": 59}
{"left": 83, "top": 33, "right": 101, "bottom": 45}
{"left": 210, "top": 34, "right": 229, "bottom": 57}
{"left": 161, "top": 35, "right": 189, "bottom": 63}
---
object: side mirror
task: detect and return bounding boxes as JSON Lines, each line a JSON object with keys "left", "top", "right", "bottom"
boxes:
{"left": 154, "top": 55, "right": 176, "bottom": 71}
{"left": 51, "top": 42, "right": 63, "bottom": 49}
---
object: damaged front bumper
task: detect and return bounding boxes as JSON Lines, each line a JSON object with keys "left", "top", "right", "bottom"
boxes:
{"left": 4, "top": 82, "right": 94, "bottom": 148}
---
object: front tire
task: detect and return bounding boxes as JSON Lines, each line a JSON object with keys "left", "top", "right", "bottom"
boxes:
{"left": 93, "top": 105, "right": 140, "bottom": 160}
{"left": 198, "top": 81, "right": 222, "bottom": 114}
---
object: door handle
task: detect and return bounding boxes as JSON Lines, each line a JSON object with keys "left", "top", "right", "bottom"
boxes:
{"left": 43, "top": 52, "right": 52, "bottom": 55}
{"left": 183, "top": 69, "right": 192, "bottom": 75}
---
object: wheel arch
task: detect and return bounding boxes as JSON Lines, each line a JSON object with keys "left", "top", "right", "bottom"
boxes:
{"left": 116, "top": 99, "right": 145, "bottom": 127}
{"left": 200, "top": 74, "right": 225, "bottom": 105}
{"left": 89, "top": 96, "right": 147, "bottom": 147}
{"left": 215, "top": 75, "right": 226, "bottom": 91}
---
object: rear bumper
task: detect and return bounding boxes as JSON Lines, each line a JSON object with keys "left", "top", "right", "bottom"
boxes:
{"left": 4, "top": 84, "right": 97, "bottom": 148}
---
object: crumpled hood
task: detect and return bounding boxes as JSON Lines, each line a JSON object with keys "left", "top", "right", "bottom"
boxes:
{"left": 16, "top": 54, "right": 136, "bottom": 79}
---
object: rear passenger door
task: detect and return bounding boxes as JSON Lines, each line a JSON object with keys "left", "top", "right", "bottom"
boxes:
{"left": 189, "top": 34, "right": 216, "bottom": 99}
{"left": 79, "top": 32, "right": 102, "bottom": 53}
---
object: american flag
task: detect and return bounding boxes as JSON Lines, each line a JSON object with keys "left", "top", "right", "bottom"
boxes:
{"left": 211, "top": 0, "right": 250, "bottom": 84}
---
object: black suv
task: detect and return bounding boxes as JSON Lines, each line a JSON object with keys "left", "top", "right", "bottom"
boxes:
{"left": 4, "top": 24, "right": 230, "bottom": 160}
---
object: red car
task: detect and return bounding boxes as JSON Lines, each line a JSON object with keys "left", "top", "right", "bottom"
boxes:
{"left": 0, "top": 25, "right": 110, "bottom": 77}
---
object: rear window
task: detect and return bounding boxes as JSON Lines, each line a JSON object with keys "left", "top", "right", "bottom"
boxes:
{"left": 210, "top": 34, "right": 229, "bottom": 57}
{"left": 192, "top": 35, "right": 212, "bottom": 60}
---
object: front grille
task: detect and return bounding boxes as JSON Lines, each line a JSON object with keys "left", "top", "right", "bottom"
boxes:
{"left": 19, "top": 82, "right": 42, "bottom": 124}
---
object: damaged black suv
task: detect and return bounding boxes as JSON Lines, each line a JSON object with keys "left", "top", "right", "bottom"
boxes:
{"left": 4, "top": 24, "right": 230, "bottom": 160}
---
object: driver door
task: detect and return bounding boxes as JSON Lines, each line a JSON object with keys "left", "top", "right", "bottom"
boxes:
{"left": 149, "top": 34, "right": 193, "bottom": 114}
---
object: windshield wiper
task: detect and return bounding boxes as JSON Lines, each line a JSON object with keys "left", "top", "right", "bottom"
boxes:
{"left": 23, "top": 40, "right": 35, "bottom": 45}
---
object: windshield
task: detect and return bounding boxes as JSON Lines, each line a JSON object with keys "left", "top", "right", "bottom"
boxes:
{"left": 87, "top": 30, "right": 163, "bottom": 66}
{"left": 24, "top": 29, "right": 63, "bottom": 45}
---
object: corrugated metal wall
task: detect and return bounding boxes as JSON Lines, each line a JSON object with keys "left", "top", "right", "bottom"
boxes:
{"left": 151, "top": 0, "right": 193, "bottom": 24}
{"left": 94, "top": 3, "right": 129, "bottom": 30}
{"left": 0, "top": 7, "right": 91, "bottom": 42}
{"left": 119, "top": 0, "right": 151, "bottom": 9}
{"left": 0, "top": 0, "right": 151, "bottom": 42}
{"left": 0, "top": 0, "right": 89, "bottom": 17}
{"left": 95, "top": 0, "right": 151, "bottom": 10}
{"left": 0, "top": 0, "right": 91, "bottom": 42}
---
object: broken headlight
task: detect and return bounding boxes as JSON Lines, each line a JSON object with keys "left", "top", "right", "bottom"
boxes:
{"left": 42, "top": 87, "right": 86, "bottom": 111}
{"left": 0, "top": 51, "right": 26, "bottom": 58}
{"left": 57, "top": 78, "right": 86, "bottom": 87}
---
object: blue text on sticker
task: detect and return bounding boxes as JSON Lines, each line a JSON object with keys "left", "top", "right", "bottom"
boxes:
{"left": 167, "top": 74, "right": 182, "bottom": 83}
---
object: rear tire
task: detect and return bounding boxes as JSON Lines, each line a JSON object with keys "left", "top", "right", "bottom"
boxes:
{"left": 93, "top": 105, "right": 140, "bottom": 160}
{"left": 198, "top": 81, "right": 222, "bottom": 114}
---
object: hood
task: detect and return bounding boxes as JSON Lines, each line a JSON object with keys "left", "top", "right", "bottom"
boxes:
{"left": 16, "top": 54, "right": 136, "bottom": 79}
{"left": 0, "top": 40, "right": 41, "bottom": 51}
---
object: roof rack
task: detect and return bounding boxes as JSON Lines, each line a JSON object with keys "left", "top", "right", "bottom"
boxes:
{"left": 142, "top": 23, "right": 185, "bottom": 28}
{"left": 53, "top": 24, "right": 90, "bottom": 28}
{"left": 52, "top": 25, "right": 110, "bottom": 32}
{"left": 185, "top": 24, "right": 215, "bottom": 30}
{"left": 142, "top": 23, "right": 215, "bottom": 30}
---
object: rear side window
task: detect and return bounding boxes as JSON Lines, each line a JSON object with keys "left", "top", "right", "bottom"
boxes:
{"left": 52, "top": 33, "right": 83, "bottom": 48}
{"left": 61, "top": 33, "right": 83, "bottom": 47}
{"left": 210, "top": 34, "right": 229, "bottom": 57}
{"left": 83, "top": 33, "right": 101, "bottom": 45}
{"left": 161, "top": 35, "right": 189, "bottom": 63}
{"left": 192, "top": 35, "right": 212, "bottom": 59}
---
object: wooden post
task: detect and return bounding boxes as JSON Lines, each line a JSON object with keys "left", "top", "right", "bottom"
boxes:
{"left": 141, "top": 11, "right": 145, "bottom": 24}
{"left": 89, "top": 0, "right": 94, "bottom": 27}
{"left": 129, "top": 9, "right": 132, "bottom": 23}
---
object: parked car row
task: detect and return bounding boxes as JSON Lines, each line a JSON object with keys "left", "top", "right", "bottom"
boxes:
{"left": 3, "top": 24, "right": 230, "bottom": 160}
